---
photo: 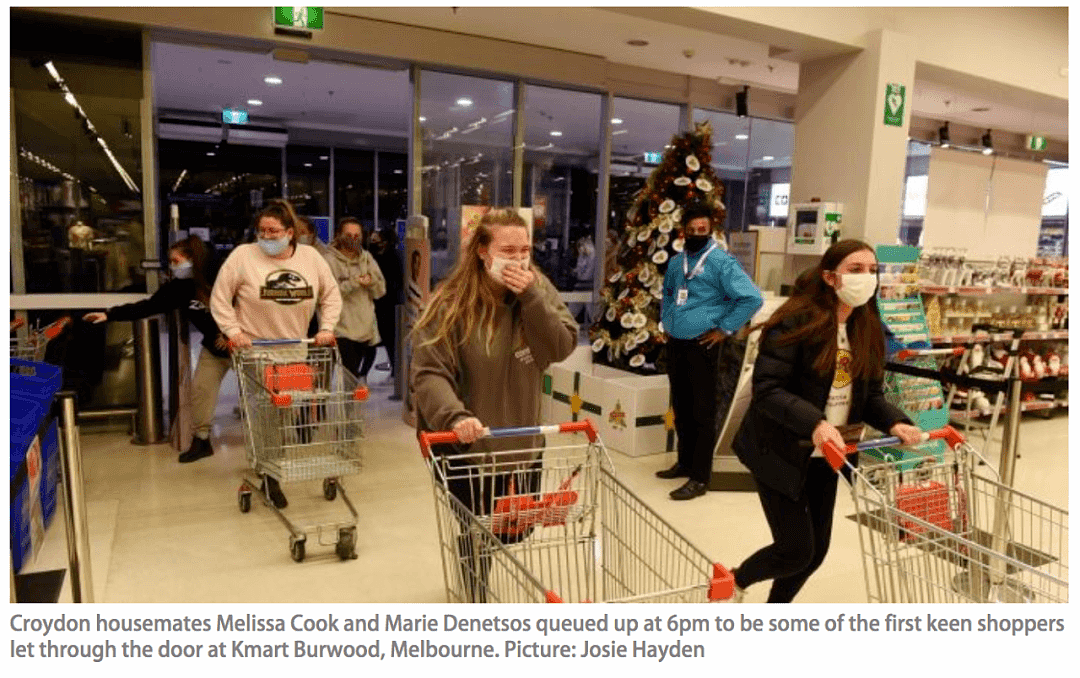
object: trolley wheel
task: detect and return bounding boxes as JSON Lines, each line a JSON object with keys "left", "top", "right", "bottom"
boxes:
{"left": 290, "top": 537, "right": 306, "bottom": 563}
{"left": 238, "top": 491, "right": 252, "bottom": 513}
{"left": 323, "top": 478, "right": 338, "bottom": 501}
{"left": 336, "top": 528, "right": 357, "bottom": 560}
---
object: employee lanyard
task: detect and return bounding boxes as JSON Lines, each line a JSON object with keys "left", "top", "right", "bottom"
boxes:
{"left": 682, "top": 241, "right": 717, "bottom": 282}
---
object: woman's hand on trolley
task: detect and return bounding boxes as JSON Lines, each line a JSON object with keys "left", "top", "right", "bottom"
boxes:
{"left": 889, "top": 422, "right": 924, "bottom": 445}
{"left": 452, "top": 416, "right": 486, "bottom": 444}
{"left": 228, "top": 332, "right": 253, "bottom": 350}
{"left": 313, "top": 330, "right": 336, "bottom": 346}
{"left": 811, "top": 420, "right": 847, "bottom": 453}
{"left": 501, "top": 265, "right": 536, "bottom": 295}
{"left": 83, "top": 311, "right": 108, "bottom": 324}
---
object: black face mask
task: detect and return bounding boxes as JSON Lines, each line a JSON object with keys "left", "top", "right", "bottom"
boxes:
{"left": 685, "top": 235, "right": 709, "bottom": 253}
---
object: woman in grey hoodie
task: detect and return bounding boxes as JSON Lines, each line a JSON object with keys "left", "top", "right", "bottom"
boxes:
{"left": 325, "top": 217, "right": 386, "bottom": 386}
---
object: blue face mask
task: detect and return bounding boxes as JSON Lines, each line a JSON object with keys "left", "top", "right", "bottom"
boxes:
{"left": 171, "top": 261, "right": 194, "bottom": 279}
{"left": 258, "top": 236, "right": 290, "bottom": 257}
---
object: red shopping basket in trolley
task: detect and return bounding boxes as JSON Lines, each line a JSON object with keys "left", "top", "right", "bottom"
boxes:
{"left": 418, "top": 419, "right": 734, "bottom": 603}
{"left": 821, "top": 427, "right": 1067, "bottom": 604}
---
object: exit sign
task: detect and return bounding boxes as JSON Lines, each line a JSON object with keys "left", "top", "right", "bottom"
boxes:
{"left": 274, "top": 7, "right": 324, "bottom": 31}
{"left": 222, "top": 108, "right": 248, "bottom": 125}
{"left": 643, "top": 152, "right": 662, "bottom": 164}
{"left": 1026, "top": 135, "right": 1048, "bottom": 152}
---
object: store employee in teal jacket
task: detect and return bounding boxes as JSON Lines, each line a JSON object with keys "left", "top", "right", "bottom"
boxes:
{"left": 658, "top": 202, "right": 764, "bottom": 500}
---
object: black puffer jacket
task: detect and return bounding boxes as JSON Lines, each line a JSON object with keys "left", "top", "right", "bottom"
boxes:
{"left": 734, "top": 314, "right": 910, "bottom": 500}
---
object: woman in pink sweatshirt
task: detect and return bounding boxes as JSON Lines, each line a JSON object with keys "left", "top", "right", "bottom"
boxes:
{"left": 210, "top": 199, "right": 342, "bottom": 508}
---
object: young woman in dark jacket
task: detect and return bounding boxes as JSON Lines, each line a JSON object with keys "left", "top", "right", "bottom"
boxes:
{"left": 730, "top": 239, "right": 922, "bottom": 603}
{"left": 84, "top": 235, "right": 227, "bottom": 463}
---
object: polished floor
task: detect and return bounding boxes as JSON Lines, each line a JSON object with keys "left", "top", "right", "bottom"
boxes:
{"left": 24, "top": 349, "right": 1069, "bottom": 604}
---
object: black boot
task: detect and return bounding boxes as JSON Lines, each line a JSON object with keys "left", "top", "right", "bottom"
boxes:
{"left": 262, "top": 475, "right": 288, "bottom": 509}
{"left": 178, "top": 437, "right": 214, "bottom": 463}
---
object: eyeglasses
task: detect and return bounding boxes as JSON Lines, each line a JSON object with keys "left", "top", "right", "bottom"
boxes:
{"left": 258, "top": 229, "right": 287, "bottom": 238}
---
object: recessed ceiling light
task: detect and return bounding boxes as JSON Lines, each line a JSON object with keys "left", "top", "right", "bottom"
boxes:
{"left": 456, "top": 97, "right": 473, "bottom": 107}
{"left": 247, "top": 99, "right": 263, "bottom": 106}
{"left": 627, "top": 39, "right": 649, "bottom": 47}
{"left": 319, "top": 155, "right": 328, "bottom": 160}
{"left": 735, "top": 134, "right": 749, "bottom": 140}
{"left": 419, "top": 116, "right": 426, "bottom": 122}
{"left": 304, "top": 162, "right": 312, "bottom": 167}
{"left": 264, "top": 75, "right": 283, "bottom": 85}
{"left": 611, "top": 118, "right": 623, "bottom": 125}
{"left": 393, "top": 169, "right": 403, "bottom": 174}
{"left": 762, "top": 155, "right": 774, "bottom": 161}
{"left": 550, "top": 130, "right": 563, "bottom": 137}
{"left": 206, "top": 152, "right": 215, "bottom": 156}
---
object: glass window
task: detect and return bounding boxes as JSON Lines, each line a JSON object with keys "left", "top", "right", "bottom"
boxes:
{"left": 520, "top": 85, "right": 603, "bottom": 295}
{"left": 377, "top": 152, "right": 408, "bottom": 234}
{"left": 420, "top": 70, "right": 515, "bottom": 284}
{"left": 746, "top": 117, "right": 793, "bottom": 229}
{"left": 12, "top": 12, "right": 145, "bottom": 294}
{"left": 158, "top": 139, "right": 283, "bottom": 256}
{"left": 1039, "top": 164, "right": 1068, "bottom": 256}
{"left": 286, "top": 145, "right": 331, "bottom": 217}
{"left": 899, "top": 140, "right": 932, "bottom": 246}
{"left": 334, "top": 148, "right": 375, "bottom": 231}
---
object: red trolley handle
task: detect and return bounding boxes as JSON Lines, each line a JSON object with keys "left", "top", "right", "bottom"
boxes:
{"left": 418, "top": 419, "right": 599, "bottom": 460}
{"left": 821, "top": 425, "right": 966, "bottom": 472}
{"left": 894, "top": 346, "right": 965, "bottom": 361}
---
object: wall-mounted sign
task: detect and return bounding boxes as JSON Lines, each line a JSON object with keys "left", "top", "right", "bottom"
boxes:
{"left": 274, "top": 7, "right": 324, "bottom": 31}
{"left": 222, "top": 108, "right": 248, "bottom": 125}
{"left": 769, "top": 183, "right": 790, "bottom": 219}
{"left": 1026, "top": 135, "right": 1048, "bottom": 152}
{"left": 884, "top": 83, "right": 906, "bottom": 127}
{"left": 642, "top": 152, "right": 663, "bottom": 164}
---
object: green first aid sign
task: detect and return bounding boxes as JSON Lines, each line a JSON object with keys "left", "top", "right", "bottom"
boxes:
{"left": 884, "top": 83, "right": 906, "bottom": 127}
{"left": 275, "top": 7, "right": 324, "bottom": 30}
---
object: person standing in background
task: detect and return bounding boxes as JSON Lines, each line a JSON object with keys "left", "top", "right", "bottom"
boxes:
{"left": 657, "top": 202, "right": 764, "bottom": 500}
{"left": 325, "top": 217, "right": 386, "bottom": 387}
{"left": 368, "top": 227, "right": 404, "bottom": 377}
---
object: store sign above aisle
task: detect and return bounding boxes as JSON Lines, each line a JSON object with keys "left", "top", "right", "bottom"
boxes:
{"left": 222, "top": 108, "right": 248, "bottom": 125}
{"left": 274, "top": 7, "right": 324, "bottom": 31}
{"left": 883, "top": 83, "right": 906, "bottom": 127}
{"left": 1026, "top": 135, "right": 1049, "bottom": 152}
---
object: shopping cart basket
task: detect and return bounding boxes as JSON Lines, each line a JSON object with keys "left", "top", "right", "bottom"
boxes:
{"left": 233, "top": 339, "right": 368, "bottom": 562}
{"left": 822, "top": 426, "right": 1067, "bottom": 603}
{"left": 418, "top": 419, "right": 734, "bottom": 603}
{"left": 9, "top": 316, "right": 72, "bottom": 362}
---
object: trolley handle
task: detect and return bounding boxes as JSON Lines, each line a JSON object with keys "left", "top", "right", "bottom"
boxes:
{"left": 418, "top": 420, "right": 599, "bottom": 460}
{"left": 821, "top": 425, "right": 967, "bottom": 472}
{"left": 894, "top": 346, "right": 965, "bottom": 361}
{"left": 250, "top": 338, "right": 316, "bottom": 346}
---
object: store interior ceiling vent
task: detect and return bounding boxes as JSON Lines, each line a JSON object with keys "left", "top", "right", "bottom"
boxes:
{"left": 157, "top": 121, "right": 289, "bottom": 148}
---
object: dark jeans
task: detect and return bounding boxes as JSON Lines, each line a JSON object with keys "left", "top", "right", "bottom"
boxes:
{"left": 734, "top": 457, "right": 842, "bottom": 603}
{"left": 338, "top": 337, "right": 377, "bottom": 379}
{"left": 666, "top": 337, "right": 720, "bottom": 484}
{"left": 374, "top": 301, "right": 397, "bottom": 374}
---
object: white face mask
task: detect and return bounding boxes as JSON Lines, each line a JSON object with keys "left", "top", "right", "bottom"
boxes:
{"left": 835, "top": 272, "right": 877, "bottom": 307}
{"left": 487, "top": 255, "right": 529, "bottom": 283}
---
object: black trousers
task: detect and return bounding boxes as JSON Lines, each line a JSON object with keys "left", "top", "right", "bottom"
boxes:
{"left": 338, "top": 337, "right": 377, "bottom": 379}
{"left": 666, "top": 337, "right": 720, "bottom": 484}
{"left": 374, "top": 301, "right": 397, "bottom": 374}
{"left": 734, "top": 457, "right": 843, "bottom": 603}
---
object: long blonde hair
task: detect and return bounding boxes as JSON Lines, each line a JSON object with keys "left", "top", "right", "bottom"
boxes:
{"left": 414, "top": 208, "right": 527, "bottom": 352}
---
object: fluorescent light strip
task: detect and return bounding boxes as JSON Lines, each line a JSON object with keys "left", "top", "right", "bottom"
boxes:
{"left": 43, "top": 61, "right": 140, "bottom": 193}
{"left": 172, "top": 169, "right": 188, "bottom": 193}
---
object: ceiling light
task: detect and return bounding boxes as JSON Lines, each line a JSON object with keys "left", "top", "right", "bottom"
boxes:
{"left": 247, "top": 99, "right": 263, "bottom": 106}
{"left": 319, "top": 155, "right": 328, "bottom": 160}
{"left": 762, "top": 156, "right": 774, "bottom": 161}
{"left": 206, "top": 152, "right": 215, "bottom": 157}
{"left": 939, "top": 122, "right": 950, "bottom": 148}
{"left": 612, "top": 129, "right": 628, "bottom": 136}
{"left": 264, "top": 75, "right": 283, "bottom": 85}
{"left": 627, "top": 39, "right": 649, "bottom": 47}
{"left": 44, "top": 61, "right": 60, "bottom": 80}
{"left": 304, "top": 162, "right": 312, "bottom": 167}
{"left": 456, "top": 97, "right": 473, "bottom": 107}
{"left": 735, "top": 134, "right": 749, "bottom": 141}
{"left": 393, "top": 169, "right": 403, "bottom": 174}
{"left": 981, "top": 129, "right": 993, "bottom": 155}
{"left": 550, "top": 131, "right": 563, "bottom": 137}
{"left": 64, "top": 92, "right": 77, "bottom": 107}
{"left": 611, "top": 118, "right": 623, "bottom": 125}
{"left": 419, "top": 116, "right": 426, "bottom": 122}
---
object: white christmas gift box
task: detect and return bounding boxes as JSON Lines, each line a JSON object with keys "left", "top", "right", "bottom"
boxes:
{"left": 542, "top": 345, "right": 674, "bottom": 457}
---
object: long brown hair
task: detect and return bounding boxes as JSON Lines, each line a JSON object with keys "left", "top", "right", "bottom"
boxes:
{"left": 254, "top": 199, "right": 300, "bottom": 247}
{"left": 757, "top": 239, "right": 884, "bottom": 381}
{"left": 413, "top": 208, "right": 528, "bottom": 353}
{"left": 170, "top": 235, "right": 213, "bottom": 305}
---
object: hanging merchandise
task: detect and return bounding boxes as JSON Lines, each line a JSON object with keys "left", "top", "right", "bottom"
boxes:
{"left": 589, "top": 120, "right": 728, "bottom": 374}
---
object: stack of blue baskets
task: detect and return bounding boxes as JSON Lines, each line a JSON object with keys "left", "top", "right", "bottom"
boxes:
{"left": 10, "top": 358, "right": 63, "bottom": 573}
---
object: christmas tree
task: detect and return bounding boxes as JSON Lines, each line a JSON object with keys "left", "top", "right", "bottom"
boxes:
{"left": 589, "top": 120, "right": 727, "bottom": 374}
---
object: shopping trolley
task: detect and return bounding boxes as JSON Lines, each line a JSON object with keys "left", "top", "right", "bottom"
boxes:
{"left": 233, "top": 339, "right": 368, "bottom": 562}
{"left": 418, "top": 419, "right": 734, "bottom": 603}
{"left": 9, "top": 316, "right": 72, "bottom": 362}
{"left": 822, "top": 426, "right": 1067, "bottom": 603}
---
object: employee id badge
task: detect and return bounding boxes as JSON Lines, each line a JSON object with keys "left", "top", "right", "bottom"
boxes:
{"left": 676, "top": 287, "right": 689, "bottom": 306}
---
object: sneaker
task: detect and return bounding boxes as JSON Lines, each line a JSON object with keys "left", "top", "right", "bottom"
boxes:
{"left": 178, "top": 437, "right": 214, "bottom": 463}
{"left": 262, "top": 475, "right": 288, "bottom": 509}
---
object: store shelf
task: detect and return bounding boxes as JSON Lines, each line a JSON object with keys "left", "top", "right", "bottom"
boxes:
{"left": 930, "top": 330, "right": 1069, "bottom": 344}
{"left": 920, "top": 284, "right": 1068, "bottom": 296}
{"left": 950, "top": 399, "right": 1066, "bottom": 420}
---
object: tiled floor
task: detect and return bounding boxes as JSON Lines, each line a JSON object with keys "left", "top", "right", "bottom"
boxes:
{"left": 23, "top": 350, "right": 1068, "bottom": 604}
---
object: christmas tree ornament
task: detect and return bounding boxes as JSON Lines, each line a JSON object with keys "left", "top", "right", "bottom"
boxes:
{"left": 633, "top": 313, "right": 648, "bottom": 329}
{"left": 685, "top": 155, "right": 701, "bottom": 171}
{"left": 652, "top": 250, "right": 669, "bottom": 264}
{"left": 620, "top": 313, "right": 635, "bottom": 329}
{"left": 630, "top": 354, "right": 646, "bottom": 368}
{"left": 674, "top": 177, "right": 692, "bottom": 186}
{"left": 605, "top": 306, "right": 617, "bottom": 322}
{"left": 637, "top": 228, "right": 652, "bottom": 242}
{"left": 608, "top": 271, "right": 622, "bottom": 283}
{"left": 592, "top": 337, "right": 606, "bottom": 352}
{"left": 695, "top": 177, "right": 713, "bottom": 192}
{"left": 657, "top": 233, "right": 670, "bottom": 247}
{"left": 658, "top": 219, "right": 674, "bottom": 234}
{"left": 659, "top": 199, "right": 676, "bottom": 214}
{"left": 672, "top": 238, "right": 685, "bottom": 252}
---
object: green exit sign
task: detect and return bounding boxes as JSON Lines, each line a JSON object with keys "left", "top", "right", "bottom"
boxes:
{"left": 274, "top": 7, "right": 324, "bottom": 31}
{"left": 222, "top": 108, "right": 248, "bottom": 125}
{"left": 1026, "top": 135, "right": 1048, "bottom": 152}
